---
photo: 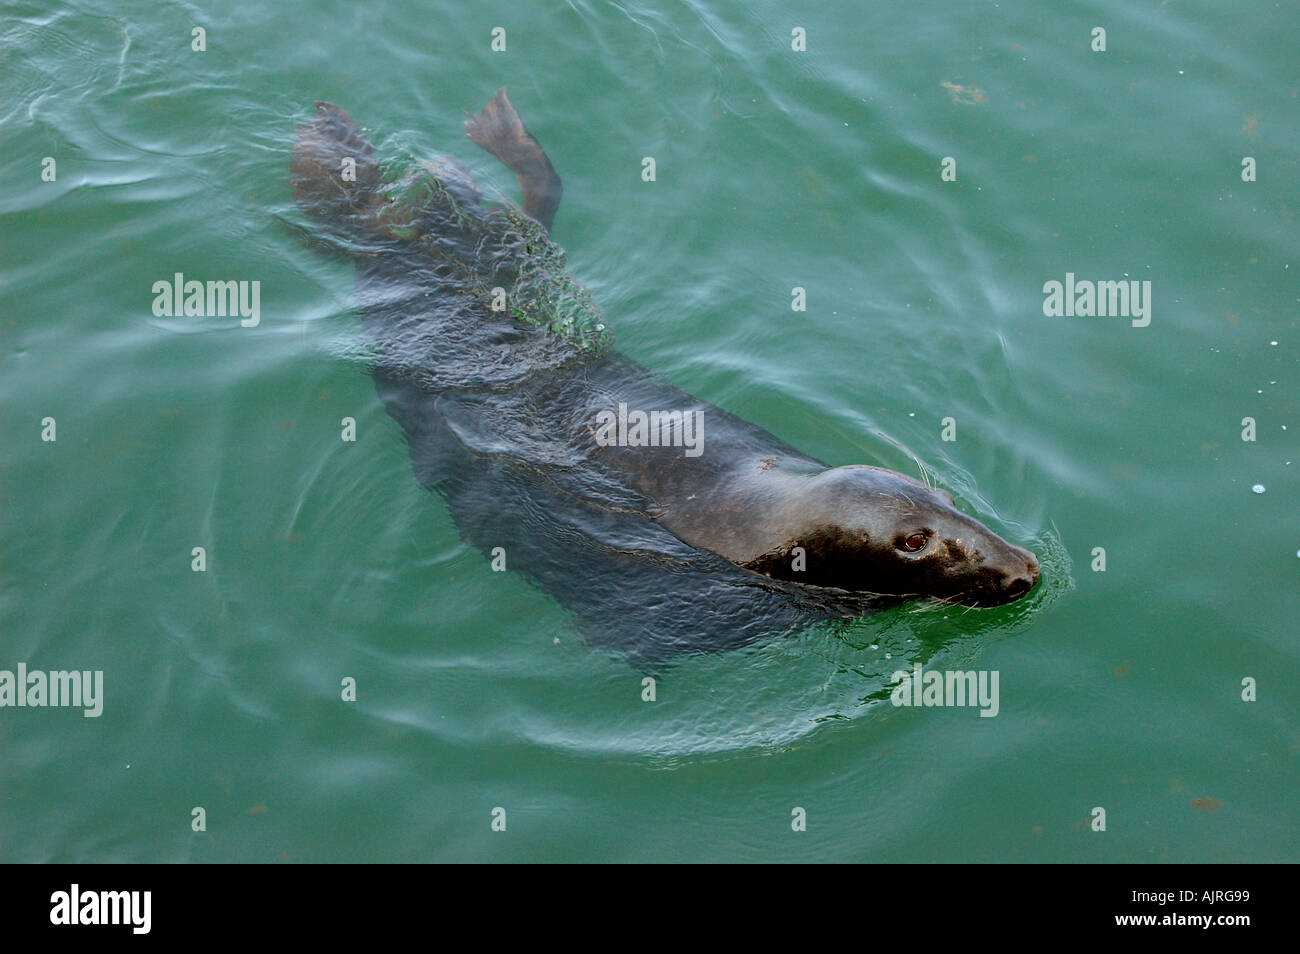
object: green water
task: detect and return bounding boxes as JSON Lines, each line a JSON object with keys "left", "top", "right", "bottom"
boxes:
{"left": 1, "top": 0, "right": 1296, "bottom": 862}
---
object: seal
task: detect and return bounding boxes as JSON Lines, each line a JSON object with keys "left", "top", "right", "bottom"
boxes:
{"left": 289, "top": 91, "right": 1039, "bottom": 654}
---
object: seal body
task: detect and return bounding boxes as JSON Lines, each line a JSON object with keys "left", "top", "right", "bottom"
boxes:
{"left": 290, "top": 93, "right": 1039, "bottom": 660}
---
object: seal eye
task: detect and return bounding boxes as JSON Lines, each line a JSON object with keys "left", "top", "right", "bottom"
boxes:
{"left": 900, "top": 532, "right": 928, "bottom": 552}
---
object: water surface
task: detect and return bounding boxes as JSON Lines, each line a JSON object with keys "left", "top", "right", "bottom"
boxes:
{"left": 1, "top": 0, "right": 1296, "bottom": 862}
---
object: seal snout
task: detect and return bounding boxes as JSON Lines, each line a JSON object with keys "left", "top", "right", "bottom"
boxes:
{"left": 997, "top": 548, "right": 1040, "bottom": 602}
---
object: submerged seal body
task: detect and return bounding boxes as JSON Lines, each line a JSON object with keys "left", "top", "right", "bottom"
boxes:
{"left": 290, "top": 91, "right": 1039, "bottom": 658}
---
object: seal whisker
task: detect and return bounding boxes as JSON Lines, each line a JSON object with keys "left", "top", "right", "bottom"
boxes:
{"left": 875, "top": 429, "right": 933, "bottom": 491}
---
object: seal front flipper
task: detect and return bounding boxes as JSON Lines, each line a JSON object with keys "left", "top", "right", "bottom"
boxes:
{"left": 464, "top": 88, "right": 563, "bottom": 232}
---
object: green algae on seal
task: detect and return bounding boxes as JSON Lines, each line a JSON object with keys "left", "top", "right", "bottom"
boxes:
{"left": 292, "top": 94, "right": 610, "bottom": 354}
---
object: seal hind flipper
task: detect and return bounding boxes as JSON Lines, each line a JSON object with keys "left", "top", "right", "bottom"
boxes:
{"left": 464, "top": 88, "right": 563, "bottom": 233}
{"left": 291, "top": 102, "right": 383, "bottom": 219}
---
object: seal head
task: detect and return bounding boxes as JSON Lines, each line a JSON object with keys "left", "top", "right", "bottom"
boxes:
{"left": 738, "top": 465, "right": 1040, "bottom": 607}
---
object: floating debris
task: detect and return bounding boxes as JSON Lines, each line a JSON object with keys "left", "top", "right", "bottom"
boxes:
{"left": 940, "top": 81, "right": 988, "bottom": 105}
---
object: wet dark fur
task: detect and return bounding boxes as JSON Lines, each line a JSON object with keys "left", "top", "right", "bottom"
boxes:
{"left": 289, "top": 92, "right": 1039, "bottom": 663}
